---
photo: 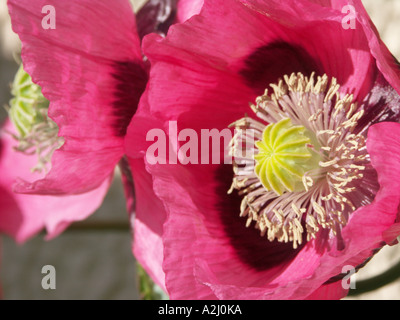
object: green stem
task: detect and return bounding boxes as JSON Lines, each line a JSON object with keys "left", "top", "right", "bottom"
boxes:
{"left": 348, "top": 260, "right": 400, "bottom": 296}
{"left": 137, "top": 263, "right": 169, "bottom": 300}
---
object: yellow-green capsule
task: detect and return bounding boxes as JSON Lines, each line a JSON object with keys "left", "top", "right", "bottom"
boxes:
{"left": 9, "top": 64, "right": 50, "bottom": 138}
{"left": 254, "top": 118, "right": 321, "bottom": 195}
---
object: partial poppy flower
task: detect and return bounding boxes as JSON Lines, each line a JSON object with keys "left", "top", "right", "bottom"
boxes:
{"left": 0, "top": 64, "right": 110, "bottom": 241}
{"left": 0, "top": 118, "right": 112, "bottom": 242}
{"left": 7, "top": 0, "right": 148, "bottom": 196}
{"left": 125, "top": 0, "right": 400, "bottom": 299}
{"left": 6, "top": 0, "right": 202, "bottom": 292}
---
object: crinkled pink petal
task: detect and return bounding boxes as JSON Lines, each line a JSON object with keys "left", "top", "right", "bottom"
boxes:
{"left": 8, "top": 0, "right": 147, "bottom": 195}
{"left": 129, "top": 157, "right": 167, "bottom": 292}
{"left": 176, "top": 0, "right": 204, "bottom": 22}
{"left": 140, "top": 33, "right": 254, "bottom": 130}
{"left": 149, "top": 164, "right": 218, "bottom": 299}
{"left": 0, "top": 120, "right": 111, "bottom": 242}
{"left": 368, "top": 122, "right": 400, "bottom": 245}
{"left": 348, "top": 0, "right": 400, "bottom": 95}
{"left": 305, "top": 281, "right": 349, "bottom": 300}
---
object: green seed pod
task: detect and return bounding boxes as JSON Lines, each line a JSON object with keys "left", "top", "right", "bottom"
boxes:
{"left": 254, "top": 118, "right": 321, "bottom": 196}
{"left": 8, "top": 64, "right": 63, "bottom": 173}
{"left": 9, "top": 64, "right": 50, "bottom": 138}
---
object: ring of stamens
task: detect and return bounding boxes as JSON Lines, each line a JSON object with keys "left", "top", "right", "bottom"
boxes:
{"left": 229, "top": 72, "right": 374, "bottom": 249}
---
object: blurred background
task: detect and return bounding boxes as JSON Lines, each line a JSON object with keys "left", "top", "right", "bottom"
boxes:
{"left": 1, "top": 0, "right": 400, "bottom": 299}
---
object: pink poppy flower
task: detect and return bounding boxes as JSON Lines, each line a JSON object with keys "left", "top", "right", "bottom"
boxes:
{"left": 0, "top": 62, "right": 112, "bottom": 241}
{"left": 125, "top": 0, "right": 400, "bottom": 299}
{"left": 6, "top": 0, "right": 202, "bottom": 292}
{"left": 7, "top": 0, "right": 148, "bottom": 196}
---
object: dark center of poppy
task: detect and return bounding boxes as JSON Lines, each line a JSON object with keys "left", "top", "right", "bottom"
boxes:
{"left": 239, "top": 41, "right": 321, "bottom": 95}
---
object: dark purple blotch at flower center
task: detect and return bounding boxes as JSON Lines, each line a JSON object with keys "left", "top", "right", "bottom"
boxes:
{"left": 214, "top": 164, "right": 304, "bottom": 272}
{"left": 112, "top": 60, "right": 149, "bottom": 137}
{"left": 239, "top": 41, "right": 321, "bottom": 95}
{"left": 355, "top": 73, "right": 400, "bottom": 133}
